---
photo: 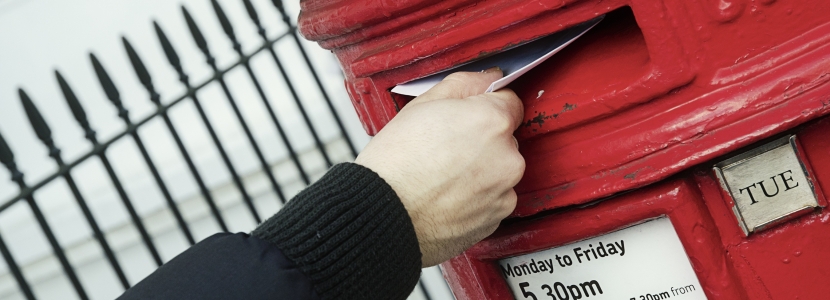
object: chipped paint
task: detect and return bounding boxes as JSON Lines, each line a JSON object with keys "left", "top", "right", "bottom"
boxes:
{"left": 523, "top": 103, "right": 577, "bottom": 127}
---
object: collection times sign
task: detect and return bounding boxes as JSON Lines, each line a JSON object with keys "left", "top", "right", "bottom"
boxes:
{"left": 499, "top": 218, "right": 706, "bottom": 300}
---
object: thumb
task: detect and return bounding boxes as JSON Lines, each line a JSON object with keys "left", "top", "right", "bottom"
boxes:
{"left": 412, "top": 67, "right": 503, "bottom": 103}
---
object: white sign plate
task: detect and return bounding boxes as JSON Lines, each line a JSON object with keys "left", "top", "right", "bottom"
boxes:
{"left": 499, "top": 218, "right": 706, "bottom": 300}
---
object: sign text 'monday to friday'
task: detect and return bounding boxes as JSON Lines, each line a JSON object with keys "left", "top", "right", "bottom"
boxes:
{"left": 498, "top": 218, "right": 707, "bottom": 300}
{"left": 502, "top": 240, "right": 626, "bottom": 277}
{"left": 501, "top": 240, "right": 627, "bottom": 300}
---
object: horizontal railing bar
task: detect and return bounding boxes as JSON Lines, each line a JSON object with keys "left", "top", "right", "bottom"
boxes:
{"left": 0, "top": 30, "right": 292, "bottom": 213}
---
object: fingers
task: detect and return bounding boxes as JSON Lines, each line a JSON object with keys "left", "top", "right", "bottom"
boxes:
{"left": 412, "top": 67, "right": 504, "bottom": 103}
{"left": 479, "top": 89, "right": 525, "bottom": 130}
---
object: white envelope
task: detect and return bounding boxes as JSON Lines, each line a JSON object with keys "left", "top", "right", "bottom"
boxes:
{"left": 391, "top": 16, "right": 604, "bottom": 97}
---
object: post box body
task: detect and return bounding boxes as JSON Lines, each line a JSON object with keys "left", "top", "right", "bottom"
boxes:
{"left": 299, "top": 0, "right": 830, "bottom": 299}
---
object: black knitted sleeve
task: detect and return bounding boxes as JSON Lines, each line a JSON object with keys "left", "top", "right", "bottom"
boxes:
{"left": 251, "top": 163, "right": 422, "bottom": 300}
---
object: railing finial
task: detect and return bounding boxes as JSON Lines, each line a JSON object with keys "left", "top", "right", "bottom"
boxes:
{"left": 271, "top": 0, "right": 285, "bottom": 14}
{"left": 18, "top": 89, "right": 61, "bottom": 160}
{"left": 0, "top": 130, "right": 13, "bottom": 166}
{"left": 155, "top": 21, "right": 191, "bottom": 86}
{"left": 0, "top": 129, "right": 24, "bottom": 186}
{"left": 182, "top": 6, "right": 210, "bottom": 56}
{"left": 56, "top": 70, "right": 97, "bottom": 143}
{"left": 19, "top": 89, "right": 52, "bottom": 144}
{"left": 90, "top": 54, "right": 121, "bottom": 104}
{"left": 90, "top": 53, "right": 131, "bottom": 122}
{"left": 242, "top": 0, "right": 267, "bottom": 39}
{"left": 270, "top": 0, "right": 290, "bottom": 23}
{"left": 243, "top": 0, "right": 260, "bottom": 25}
{"left": 122, "top": 37, "right": 155, "bottom": 98}
{"left": 153, "top": 21, "right": 182, "bottom": 72}
{"left": 211, "top": 0, "right": 237, "bottom": 45}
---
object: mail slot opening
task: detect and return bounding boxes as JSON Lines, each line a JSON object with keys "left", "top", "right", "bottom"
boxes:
{"left": 514, "top": 6, "right": 652, "bottom": 136}
{"left": 387, "top": 8, "right": 638, "bottom": 109}
{"left": 390, "top": 7, "right": 652, "bottom": 133}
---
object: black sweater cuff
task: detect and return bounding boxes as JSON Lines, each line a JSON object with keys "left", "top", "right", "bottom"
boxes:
{"left": 252, "top": 163, "right": 422, "bottom": 299}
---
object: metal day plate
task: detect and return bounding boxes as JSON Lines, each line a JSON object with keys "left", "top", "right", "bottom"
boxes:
{"left": 499, "top": 218, "right": 706, "bottom": 300}
{"left": 714, "top": 135, "right": 820, "bottom": 235}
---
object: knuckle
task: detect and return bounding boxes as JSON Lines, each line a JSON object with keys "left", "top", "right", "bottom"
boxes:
{"left": 513, "top": 152, "right": 526, "bottom": 175}
{"left": 498, "top": 190, "right": 518, "bottom": 218}
{"left": 484, "top": 223, "right": 500, "bottom": 238}
{"left": 479, "top": 96, "right": 519, "bottom": 133}
{"left": 500, "top": 89, "right": 521, "bottom": 102}
{"left": 496, "top": 112, "right": 514, "bottom": 132}
{"left": 466, "top": 99, "right": 503, "bottom": 126}
{"left": 481, "top": 103, "right": 513, "bottom": 133}
{"left": 506, "top": 153, "right": 526, "bottom": 187}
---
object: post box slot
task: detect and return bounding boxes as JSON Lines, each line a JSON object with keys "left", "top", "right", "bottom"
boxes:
{"left": 390, "top": 16, "right": 603, "bottom": 97}
{"left": 386, "top": 12, "right": 611, "bottom": 108}
{"left": 391, "top": 7, "right": 654, "bottom": 136}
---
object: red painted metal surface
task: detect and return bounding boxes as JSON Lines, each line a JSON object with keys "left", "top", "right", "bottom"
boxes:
{"left": 441, "top": 118, "right": 830, "bottom": 299}
{"left": 687, "top": 121, "right": 830, "bottom": 300}
{"left": 301, "top": 0, "right": 830, "bottom": 217}
{"left": 300, "top": 0, "right": 830, "bottom": 299}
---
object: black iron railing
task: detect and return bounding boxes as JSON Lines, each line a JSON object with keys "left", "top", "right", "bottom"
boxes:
{"left": 0, "top": 0, "right": 442, "bottom": 299}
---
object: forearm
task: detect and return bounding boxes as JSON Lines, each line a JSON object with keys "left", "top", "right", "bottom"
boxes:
{"left": 119, "top": 163, "right": 422, "bottom": 300}
{"left": 252, "top": 163, "right": 422, "bottom": 299}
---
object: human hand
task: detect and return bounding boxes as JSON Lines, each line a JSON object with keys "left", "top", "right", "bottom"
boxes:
{"left": 355, "top": 68, "right": 525, "bottom": 267}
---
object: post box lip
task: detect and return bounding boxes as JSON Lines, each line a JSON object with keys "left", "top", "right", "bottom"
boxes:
{"left": 356, "top": 3, "right": 631, "bottom": 84}
{"left": 342, "top": 0, "right": 598, "bottom": 79}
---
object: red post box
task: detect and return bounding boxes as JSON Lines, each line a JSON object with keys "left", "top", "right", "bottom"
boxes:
{"left": 299, "top": 0, "right": 830, "bottom": 299}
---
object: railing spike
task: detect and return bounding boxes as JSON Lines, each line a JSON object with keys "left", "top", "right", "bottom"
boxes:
{"left": 0, "top": 130, "right": 14, "bottom": 167}
{"left": 122, "top": 37, "right": 154, "bottom": 93}
{"left": 242, "top": 0, "right": 260, "bottom": 25}
{"left": 182, "top": 6, "right": 210, "bottom": 55}
{"left": 56, "top": 70, "right": 96, "bottom": 142}
{"left": 271, "top": 0, "right": 285, "bottom": 14}
{"left": 90, "top": 53, "right": 121, "bottom": 105}
{"left": 19, "top": 89, "right": 61, "bottom": 160}
{"left": 270, "top": 0, "right": 290, "bottom": 23}
{"left": 155, "top": 21, "right": 190, "bottom": 85}
{"left": 153, "top": 21, "right": 182, "bottom": 71}
{"left": 211, "top": 0, "right": 236, "bottom": 41}
{"left": 0, "top": 130, "right": 23, "bottom": 184}
{"left": 18, "top": 89, "right": 53, "bottom": 144}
